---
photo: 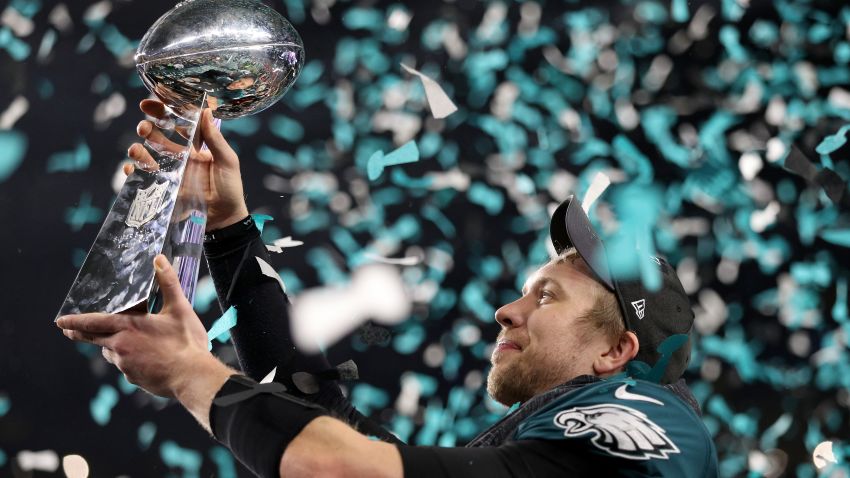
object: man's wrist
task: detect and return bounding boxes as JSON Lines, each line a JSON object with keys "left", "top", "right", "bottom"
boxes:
{"left": 206, "top": 207, "right": 251, "bottom": 232}
{"left": 204, "top": 214, "right": 255, "bottom": 242}
{"left": 171, "top": 352, "right": 235, "bottom": 432}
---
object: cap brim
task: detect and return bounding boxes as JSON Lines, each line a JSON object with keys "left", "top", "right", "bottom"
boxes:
{"left": 550, "top": 195, "right": 614, "bottom": 290}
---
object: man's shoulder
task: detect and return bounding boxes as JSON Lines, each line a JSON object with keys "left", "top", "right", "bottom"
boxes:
{"left": 514, "top": 377, "right": 717, "bottom": 475}
{"left": 517, "top": 377, "right": 703, "bottom": 438}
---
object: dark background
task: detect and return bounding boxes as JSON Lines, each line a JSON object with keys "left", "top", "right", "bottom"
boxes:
{"left": 1, "top": 0, "right": 849, "bottom": 476}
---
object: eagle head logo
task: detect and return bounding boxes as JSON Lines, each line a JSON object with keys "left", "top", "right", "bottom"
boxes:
{"left": 553, "top": 404, "right": 680, "bottom": 460}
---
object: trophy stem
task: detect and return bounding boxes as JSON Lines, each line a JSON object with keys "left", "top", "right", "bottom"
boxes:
{"left": 170, "top": 116, "right": 221, "bottom": 307}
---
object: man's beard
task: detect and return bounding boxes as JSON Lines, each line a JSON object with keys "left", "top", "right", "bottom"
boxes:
{"left": 486, "top": 347, "right": 572, "bottom": 406}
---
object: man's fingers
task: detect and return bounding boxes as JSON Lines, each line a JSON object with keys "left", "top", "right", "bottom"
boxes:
{"left": 137, "top": 120, "right": 190, "bottom": 155}
{"left": 127, "top": 143, "right": 160, "bottom": 172}
{"left": 62, "top": 329, "right": 114, "bottom": 348}
{"left": 139, "top": 99, "right": 167, "bottom": 118}
{"left": 123, "top": 163, "right": 134, "bottom": 176}
{"left": 153, "top": 255, "right": 190, "bottom": 313}
{"left": 200, "top": 109, "right": 239, "bottom": 169}
{"left": 57, "top": 313, "right": 127, "bottom": 335}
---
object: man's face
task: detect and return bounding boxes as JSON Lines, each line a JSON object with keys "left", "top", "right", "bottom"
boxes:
{"left": 486, "top": 256, "right": 612, "bottom": 405}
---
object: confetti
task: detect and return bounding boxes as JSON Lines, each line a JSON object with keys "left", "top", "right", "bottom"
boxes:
{"left": 290, "top": 264, "right": 411, "bottom": 352}
{"left": 400, "top": 63, "right": 458, "bottom": 119}
{"left": 256, "top": 256, "right": 287, "bottom": 293}
{"left": 89, "top": 385, "right": 118, "bottom": 426}
{"left": 16, "top": 450, "right": 59, "bottom": 473}
{"left": 366, "top": 140, "right": 420, "bottom": 181}
{"left": 207, "top": 306, "right": 237, "bottom": 350}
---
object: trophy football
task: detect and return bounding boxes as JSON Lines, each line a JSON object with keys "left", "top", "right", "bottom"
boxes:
{"left": 58, "top": 0, "right": 304, "bottom": 316}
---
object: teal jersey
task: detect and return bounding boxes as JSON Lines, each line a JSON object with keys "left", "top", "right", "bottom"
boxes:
{"left": 514, "top": 377, "right": 718, "bottom": 477}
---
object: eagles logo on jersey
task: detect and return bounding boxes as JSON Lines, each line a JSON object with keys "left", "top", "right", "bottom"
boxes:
{"left": 553, "top": 403, "right": 680, "bottom": 460}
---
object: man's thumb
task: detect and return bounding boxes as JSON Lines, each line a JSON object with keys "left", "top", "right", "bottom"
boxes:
{"left": 200, "top": 109, "right": 238, "bottom": 167}
{"left": 153, "top": 255, "right": 187, "bottom": 310}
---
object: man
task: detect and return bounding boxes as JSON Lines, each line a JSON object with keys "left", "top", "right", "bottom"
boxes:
{"left": 57, "top": 101, "right": 718, "bottom": 477}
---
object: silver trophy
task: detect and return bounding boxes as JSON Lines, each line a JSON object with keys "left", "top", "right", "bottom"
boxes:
{"left": 58, "top": 0, "right": 304, "bottom": 316}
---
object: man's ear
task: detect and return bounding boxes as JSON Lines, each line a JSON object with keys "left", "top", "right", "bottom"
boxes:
{"left": 593, "top": 331, "right": 639, "bottom": 377}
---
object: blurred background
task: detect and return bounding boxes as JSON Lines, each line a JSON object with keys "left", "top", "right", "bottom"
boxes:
{"left": 1, "top": 0, "right": 850, "bottom": 476}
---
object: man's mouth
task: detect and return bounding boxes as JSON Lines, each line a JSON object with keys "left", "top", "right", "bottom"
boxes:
{"left": 495, "top": 339, "right": 522, "bottom": 352}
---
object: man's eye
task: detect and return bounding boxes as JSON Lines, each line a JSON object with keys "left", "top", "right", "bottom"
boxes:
{"left": 538, "top": 290, "right": 554, "bottom": 303}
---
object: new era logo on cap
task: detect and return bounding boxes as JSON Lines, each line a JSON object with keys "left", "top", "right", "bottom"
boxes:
{"left": 631, "top": 299, "right": 646, "bottom": 320}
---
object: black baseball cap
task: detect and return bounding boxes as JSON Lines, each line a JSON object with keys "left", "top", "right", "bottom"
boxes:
{"left": 549, "top": 195, "right": 695, "bottom": 384}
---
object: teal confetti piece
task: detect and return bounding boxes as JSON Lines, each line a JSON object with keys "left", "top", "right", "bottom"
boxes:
{"left": 833, "top": 277, "right": 848, "bottom": 322}
{"left": 0, "top": 27, "right": 31, "bottom": 60}
{"left": 251, "top": 213, "right": 274, "bottom": 234}
{"left": 367, "top": 140, "right": 420, "bottom": 181}
{"left": 0, "top": 394, "right": 9, "bottom": 416}
{"left": 268, "top": 115, "right": 305, "bottom": 142}
{"left": 342, "top": 7, "right": 384, "bottom": 31}
{"left": 461, "top": 280, "right": 495, "bottom": 322}
{"left": 634, "top": 1, "right": 668, "bottom": 24}
{"left": 65, "top": 192, "right": 104, "bottom": 232}
{"left": 10, "top": 0, "right": 41, "bottom": 17}
{"left": 642, "top": 107, "right": 692, "bottom": 167}
{"left": 209, "top": 446, "right": 237, "bottom": 478}
{"left": 220, "top": 117, "right": 260, "bottom": 136}
{"left": 749, "top": 20, "right": 779, "bottom": 47}
{"left": 160, "top": 441, "right": 202, "bottom": 478}
{"left": 815, "top": 125, "right": 850, "bottom": 155}
{"left": 138, "top": 421, "right": 156, "bottom": 450}
{"left": 612, "top": 135, "right": 654, "bottom": 183}
{"left": 47, "top": 141, "right": 91, "bottom": 172}
{"left": 207, "top": 306, "right": 237, "bottom": 350}
{"left": 282, "top": 0, "right": 306, "bottom": 23}
{"left": 467, "top": 183, "right": 504, "bottom": 215}
{"left": 820, "top": 229, "right": 850, "bottom": 247}
{"left": 719, "top": 25, "right": 747, "bottom": 62}
{"left": 699, "top": 112, "right": 739, "bottom": 166}
{"left": 393, "top": 323, "right": 425, "bottom": 354}
{"left": 0, "top": 130, "right": 27, "bottom": 182}
{"left": 0, "top": 449, "right": 5, "bottom": 467}
{"left": 90, "top": 384, "right": 119, "bottom": 426}
{"left": 117, "top": 374, "right": 137, "bottom": 394}
{"left": 297, "top": 60, "right": 324, "bottom": 85}
{"left": 350, "top": 383, "right": 389, "bottom": 416}
{"left": 97, "top": 24, "right": 136, "bottom": 58}
{"left": 193, "top": 277, "right": 217, "bottom": 314}
{"left": 257, "top": 145, "right": 297, "bottom": 171}
{"left": 671, "top": 0, "right": 689, "bottom": 22}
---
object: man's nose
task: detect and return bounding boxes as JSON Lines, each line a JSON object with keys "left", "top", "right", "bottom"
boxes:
{"left": 494, "top": 297, "right": 528, "bottom": 328}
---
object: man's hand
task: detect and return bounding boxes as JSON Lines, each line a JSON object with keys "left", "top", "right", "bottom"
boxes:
{"left": 57, "top": 255, "right": 227, "bottom": 401}
{"left": 125, "top": 99, "right": 250, "bottom": 231}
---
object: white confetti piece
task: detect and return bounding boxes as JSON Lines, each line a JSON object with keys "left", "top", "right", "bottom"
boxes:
{"left": 260, "top": 366, "right": 277, "bottom": 384}
{"left": 290, "top": 264, "right": 411, "bottom": 352}
{"left": 426, "top": 168, "right": 470, "bottom": 191}
{"left": 48, "top": 4, "right": 73, "bottom": 32}
{"left": 266, "top": 236, "right": 304, "bottom": 253}
{"left": 1, "top": 6, "right": 34, "bottom": 37}
{"left": 582, "top": 172, "right": 611, "bottom": 214}
{"left": 17, "top": 450, "right": 59, "bottom": 472}
{"left": 363, "top": 253, "right": 421, "bottom": 266}
{"left": 256, "top": 256, "right": 287, "bottom": 293}
{"left": 400, "top": 63, "right": 457, "bottom": 119}
{"left": 0, "top": 95, "right": 28, "bottom": 129}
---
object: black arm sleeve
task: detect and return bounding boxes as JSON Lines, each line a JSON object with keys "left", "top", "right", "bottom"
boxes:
{"left": 203, "top": 217, "right": 402, "bottom": 444}
{"left": 397, "top": 440, "right": 598, "bottom": 478}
